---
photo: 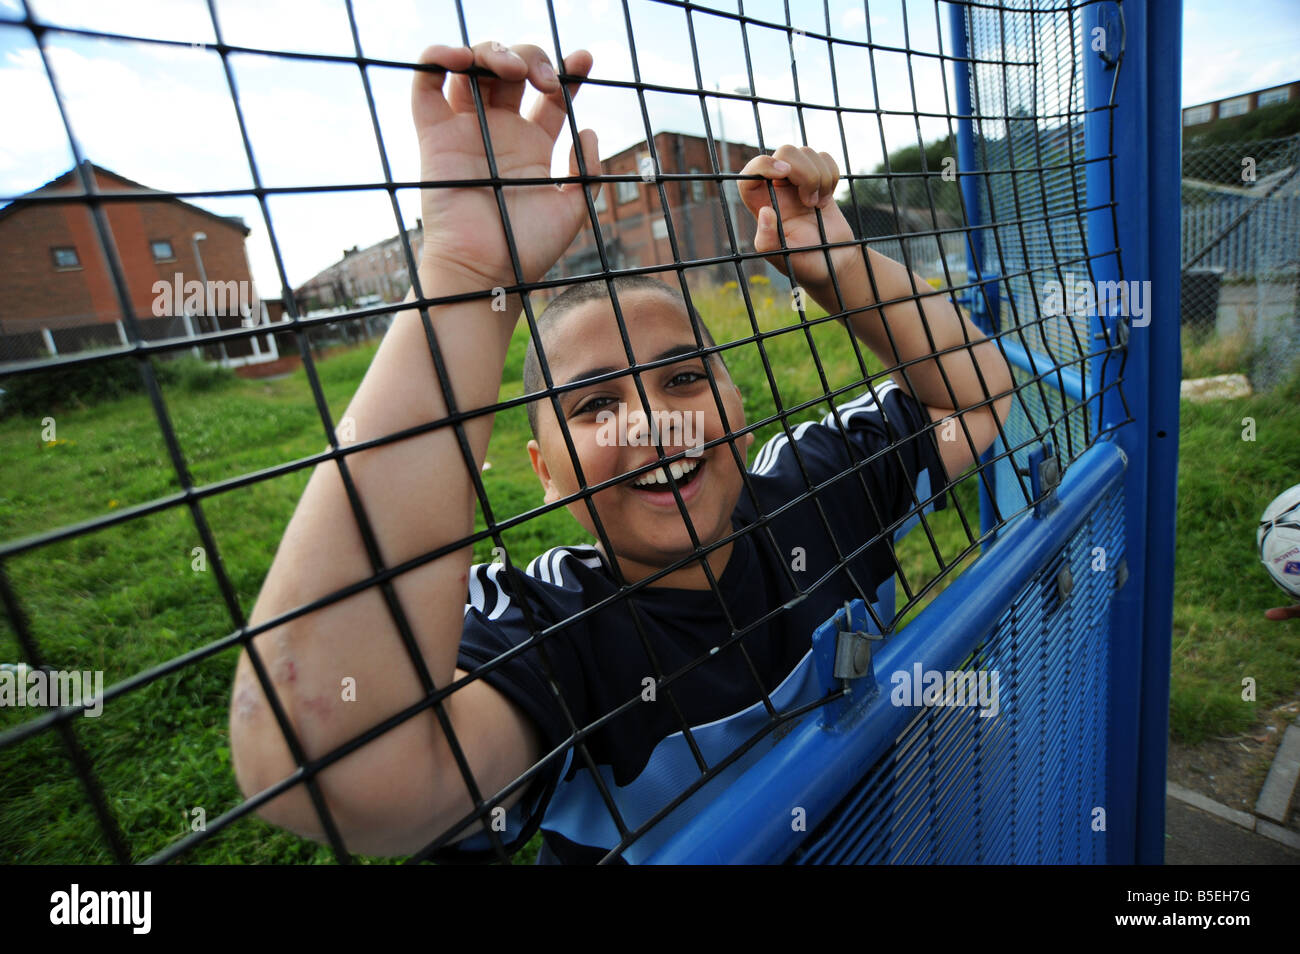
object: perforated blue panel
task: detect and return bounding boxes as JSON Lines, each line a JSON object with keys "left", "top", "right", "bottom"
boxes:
{"left": 789, "top": 483, "right": 1123, "bottom": 864}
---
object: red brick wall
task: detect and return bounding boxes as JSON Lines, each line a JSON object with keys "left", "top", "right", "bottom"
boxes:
{"left": 0, "top": 168, "right": 254, "bottom": 334}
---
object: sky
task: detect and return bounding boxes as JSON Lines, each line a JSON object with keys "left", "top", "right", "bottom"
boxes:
{"left": 0, "top": 0, "right": 1297, "bottom": 300}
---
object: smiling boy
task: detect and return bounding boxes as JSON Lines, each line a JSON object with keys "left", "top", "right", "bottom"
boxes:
{"left": 228, "top": 40, "right": 1013, "bottom": 864}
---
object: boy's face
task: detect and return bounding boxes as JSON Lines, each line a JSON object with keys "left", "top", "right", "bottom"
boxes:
{"left": 526, "top": 289, "right": 753, "bottom": 578}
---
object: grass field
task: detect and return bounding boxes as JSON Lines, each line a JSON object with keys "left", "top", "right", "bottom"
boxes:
{"left": 1, "top": 281, "right": 1296, "bottom": 863}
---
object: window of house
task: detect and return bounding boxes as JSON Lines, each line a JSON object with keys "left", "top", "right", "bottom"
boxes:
{"left": 1258, "top": 87, "right": 1290, "bottom": 107}
{"left": 1182, "top": 105, "right": 1212, "bottom": 126}
{"left": 1218, "top": 96, "right": 1250, "bottom": 118}
{"left": 690, "top": 167, "right": 705, "bottom": 203}
{"left": 150, "top": 239, "right": 175, "bottom": 262}
{"left": 51, "top": 246, "right": 80, "bottom": 269}
{"left": 616, "top": 179, "right": 639, "bottom": 204}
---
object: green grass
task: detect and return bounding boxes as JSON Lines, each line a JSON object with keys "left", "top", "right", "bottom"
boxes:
{"left": 1168, "top": 365, "right": 1300, "bottom": 742}
{"left": 1, "top": 283, "right": 1295, "bottom": 862}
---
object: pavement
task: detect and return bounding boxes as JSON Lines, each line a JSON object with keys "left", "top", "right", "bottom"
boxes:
{"left": 1163, "top": 721, "right": 1300, "bottom": 865}
{"left": 1165, "top": 795, "right": 1300, "bottom": 864}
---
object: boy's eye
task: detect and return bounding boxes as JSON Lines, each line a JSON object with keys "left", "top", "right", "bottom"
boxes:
{"left": 575, "top": 395, "right": 615, "bottom": 416}
{"left": 668, "top": 369, "right": 706, "bottom": 387}
{"left": 572, "top": 368, "right": 704, "bottom": 416}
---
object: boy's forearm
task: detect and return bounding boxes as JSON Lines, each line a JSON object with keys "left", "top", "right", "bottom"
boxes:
{"left": 232, "top": 267, "right": 513, "bottom": 769}
{"left": 807, "top": 248, "right": 1012, "bottom": 412}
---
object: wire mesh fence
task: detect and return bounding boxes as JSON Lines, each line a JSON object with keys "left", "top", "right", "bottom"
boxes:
{"left": 1181, "top": 133, "right": 1300, "bottom": 390}
{"left": 0, "top": 0, "right": 1134, "bottom": 865}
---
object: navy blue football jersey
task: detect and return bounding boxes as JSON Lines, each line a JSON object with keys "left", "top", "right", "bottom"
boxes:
{"left": 435, "top": 378, "right": 948, "bottom": 864}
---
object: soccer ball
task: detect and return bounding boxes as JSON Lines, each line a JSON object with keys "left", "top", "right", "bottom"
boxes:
{"left": 1258, "top": 483, "right": 1300, "bottom": 599}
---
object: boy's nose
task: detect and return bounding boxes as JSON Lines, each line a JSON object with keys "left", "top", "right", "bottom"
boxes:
{"left": 627, "top": 405, "right": 675, "bottom": 442}
{"left": 626, "top": 406, "right": 654, "bottom": 443}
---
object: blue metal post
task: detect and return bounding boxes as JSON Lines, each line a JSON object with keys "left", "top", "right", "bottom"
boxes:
{"left": 1090, "top": 0, "right": 1182, "bottom": 864}
{"left": 949, "top": 4, "right": 1001, "bottom": 550}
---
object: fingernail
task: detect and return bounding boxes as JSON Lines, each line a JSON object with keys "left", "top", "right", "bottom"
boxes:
{"left": 538, "top": 61, "right": 556, "bottom": 83}
{"left": 809, "top": 190, "right": 819, "bottom": 205}
{"left": 772, "top": 159, "right": 791, "bottom": 173}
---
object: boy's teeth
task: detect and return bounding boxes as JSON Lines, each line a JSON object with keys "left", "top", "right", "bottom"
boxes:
{"left": 635, "top": 459, "right": 698, "bottom": 487}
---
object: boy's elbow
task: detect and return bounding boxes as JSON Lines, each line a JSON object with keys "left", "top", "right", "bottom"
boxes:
{"left": 230, "top": 688, "right": 306, "bottom": 835}
{"left": 228, "top": 650, "right": 328, "bottom": 840}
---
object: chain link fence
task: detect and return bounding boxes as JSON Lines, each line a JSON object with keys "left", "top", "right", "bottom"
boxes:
{"left": 1181, "top": 134, "right": 1300, "bottom": 390}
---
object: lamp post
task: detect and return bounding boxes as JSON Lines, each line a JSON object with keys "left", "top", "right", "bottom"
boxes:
{"left": 191, "top": 231, "right": 228, "bottom": 364}
{"left": 714, "top": 83, "right": 752, "bottom": 252}
{"left": 191, "top": 231, "right": 209, "bottom": 314}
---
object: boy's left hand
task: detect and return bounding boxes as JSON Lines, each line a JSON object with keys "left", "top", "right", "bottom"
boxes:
{"left": 737, "top": 145, "right": 860, "bottom": 292}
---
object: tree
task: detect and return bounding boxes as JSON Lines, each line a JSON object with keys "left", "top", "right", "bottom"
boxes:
{"left": 839, "top": 134, "right": 962, "bottom": 237}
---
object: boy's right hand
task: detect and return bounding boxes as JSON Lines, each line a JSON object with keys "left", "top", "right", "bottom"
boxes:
{"left": 411, "top": 42, "right": 600, "bottom": 294}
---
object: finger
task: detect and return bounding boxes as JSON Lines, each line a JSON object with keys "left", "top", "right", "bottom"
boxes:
{"left": 770, "top": 143, "right": 822, "bottom": 207}
{"left": 411, "top": 44, "right": 475, "bottom": 129}
{"left": 1265, "top": 605, "right": 1300, "bottom": 620}
{"left": 529, "top": 49, "right": 594, "bottom": 142}
{"left": 816, "top": 150, "right": 840, "bottom": 208}
{"left": 753, "top": 205, "right": 784, "bottom": 256}
{"left": 563, "top": 128, "right": 600, "bottom": 195}
{"left": 736, "top": 153, "right": 793, "bottom": 214}
{"left": 442, "top": 40, "right": 530, "bottom": 114}
{"left": 488, "top": 42, "right": 559, "bottom": 112}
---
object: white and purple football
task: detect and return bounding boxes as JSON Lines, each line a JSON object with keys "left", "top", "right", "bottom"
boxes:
{"left": 1258, "top": 483, "right": 1300, "bottom": 599}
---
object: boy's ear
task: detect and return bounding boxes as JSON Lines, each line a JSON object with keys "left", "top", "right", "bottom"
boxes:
{"left": 527, "top": 438, "right": 560, "bottom": 503}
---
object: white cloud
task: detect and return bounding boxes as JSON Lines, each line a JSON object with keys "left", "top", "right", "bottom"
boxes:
{"left": 26, "top": 0, "right": 216, "bottom": 44}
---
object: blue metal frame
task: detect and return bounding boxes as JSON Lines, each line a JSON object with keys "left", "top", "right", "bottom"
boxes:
{"left": 646, "top": 443, "right": 1127, "bottom": 864}
{"left": 1091, "top": 0, "right": 1182, "bottom": 864}
{"left": 950, "top": 7, "right": 1001, "bottom": 550}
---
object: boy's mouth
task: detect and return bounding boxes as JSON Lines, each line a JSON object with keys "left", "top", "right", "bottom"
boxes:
{"left": 628, "top": 456, "right": 706, "bottom": 503}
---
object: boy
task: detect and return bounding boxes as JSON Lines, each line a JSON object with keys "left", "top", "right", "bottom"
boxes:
{"left": 228, "top": 41, "right": 1013, "bottom": 863}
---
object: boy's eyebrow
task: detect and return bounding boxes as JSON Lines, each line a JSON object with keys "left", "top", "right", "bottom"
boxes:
{"left": 560, "top": 344, "right": 708, "bottom": 389}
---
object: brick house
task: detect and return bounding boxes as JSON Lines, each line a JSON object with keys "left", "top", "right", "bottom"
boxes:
{"left": 1182, "top": 81, "right": 1300, "bottom": 129}
{"left": 294, "top": 223, "right": 423, "bottom": 312}
{"left": 0, "top": 161, "right": 268, "bottom": 365}
{"left": 552, "top": 131, "right": 772, "bottom": 291}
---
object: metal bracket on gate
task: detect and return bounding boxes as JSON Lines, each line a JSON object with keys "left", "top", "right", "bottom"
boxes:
{"left": 812, "top": 599, "right": 883, "bottom": 729}
{"left": 1028, "top": 442, "right": 1062, "bottom": 519}
{"left": 1056, "top": 565, "right": 1075, "bottom": 604}
{"left": 1093, "top": 315, "right": 1129, "bottom": 352}
{"left": 1094, "top": 3, "right": 1124, "bottom": 70}
{"left": 834, "top": 601, "right": 882, "bottom": 682}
